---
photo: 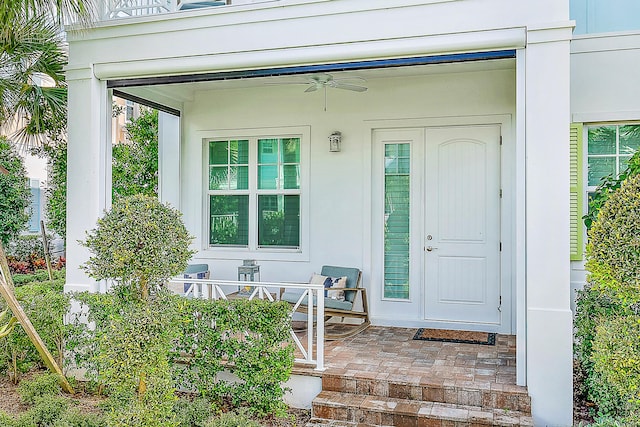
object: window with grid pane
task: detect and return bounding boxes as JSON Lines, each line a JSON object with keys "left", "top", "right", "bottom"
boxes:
{"left": 383, "top": 143, "right": 410, "bottom": 299}
{"left": 207, "top": 136, "right": 301, "bottom": 249}
{"left": 587, "top": 125, "right": 640, "bottom": 187}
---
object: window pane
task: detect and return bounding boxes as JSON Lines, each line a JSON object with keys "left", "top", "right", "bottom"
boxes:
{"left": 209, "top": 141, "right": 228, "bottom": 165}
{"left": 230, "top": 140, "right": 249, "bottom": 164}
{"left": 588, "top": 126, "right": 616, "bottom": 155}
{"left": 384, "top": 142, "right": 410, "bottom": 300}
{"left": 619, "top": 156, "right": 632, "bottom": 172}
{"left": 620, "top": 125, "right": 640, "bottom": 155}
{"left": 258, "top": 195, "right": 300, "bottom": 247}
{"left": 209, "top": 166, "right": 228, "bottom": 190}
{"left": 229, "top": 166, "right": 248, "bottom": 190}
{"left": 258, "top": 139, "right": 278, "bottom": 164}
{"left": 209, "top": 195, "right": 249, "bottom": 246}
{"left": 258, "top": 165, "right": 278, "bottom": 189}
{"left": 588, "top": 156, "right": 616, "bottom": 186}
{"left": 282, "top": 138, "right": 300, "bottom": 163}
{"left": 283, "top": 165, "right": 300, "bottom": 189}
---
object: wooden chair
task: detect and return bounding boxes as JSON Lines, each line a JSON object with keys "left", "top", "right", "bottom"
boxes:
{"left": 280, "top": 265, "right": 370, "bottom": 340}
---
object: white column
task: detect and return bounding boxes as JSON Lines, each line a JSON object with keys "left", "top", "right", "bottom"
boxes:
{"left": 524, "top": 24, "right": 574, "bottom": 426}
{"left": 65, "top": 66, "right": 111, "bottom": 293}
{"left": 158, "top": 111, "right": 181, "bottom": 209}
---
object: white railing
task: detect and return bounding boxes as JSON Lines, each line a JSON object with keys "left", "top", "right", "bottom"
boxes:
{"left": 167, "top": 278, "right": 325, "bottom": 371}
{"left": 100, "top": 0, "right": 275, "bottom": 20}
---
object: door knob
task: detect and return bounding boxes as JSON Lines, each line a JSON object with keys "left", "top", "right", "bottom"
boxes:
{"left": 426, "top": 246, "right": 438, "bottom": 252}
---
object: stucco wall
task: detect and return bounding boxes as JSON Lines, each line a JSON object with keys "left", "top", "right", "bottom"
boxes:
{"left": 181, "top": 68, "right": 516, "bottom": 285}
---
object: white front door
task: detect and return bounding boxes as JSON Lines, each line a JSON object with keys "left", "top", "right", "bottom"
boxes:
{"left": 423, "top": 125, "right": 502, "bottom": 327}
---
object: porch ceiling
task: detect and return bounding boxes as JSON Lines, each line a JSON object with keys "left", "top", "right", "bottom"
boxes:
{"left": 115, "top": 58, "right": 515, "bottom": 106}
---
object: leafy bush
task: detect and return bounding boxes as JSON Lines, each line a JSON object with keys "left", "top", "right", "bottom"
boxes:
{"left": 0, "top": 279, "right": 72, "bottom": 381}
{"left": 0, "top": 373, "right": 106, "bottom": 427}
{"left": 82, "top": 194, "right": 194, "bottom": 300}
{"left": 18, "top": 372, "right": 61, "bottom": 404}
{"left": 204, "top": 411, "right": 260, "bottom": 427}
{"left": 0, "top": 138, "right": 31, "bottom": 246}
{"left": 172, "top": 298, "right": 294, "bottom": 417}
{"left": 174, "top": 397, "right": 216, "bottom": 427}
{"left": 79, "top": 195, "right": 194, "bottom": 426}
{"left": 43, "top": 141, "right": 67, "bottom": 239}
{"left": 12, "top": 269, "right": 65, "bottom": 286}
{"left": 575, "top": 173, "right": 640, "bottom": 418}
{"left": 112, "top": 108, "right": 158, "bottom": 199}
{"left": 592, "top": 316, "right": 640, "bottom": 409}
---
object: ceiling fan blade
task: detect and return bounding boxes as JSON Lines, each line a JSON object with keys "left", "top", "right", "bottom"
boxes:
{"left": 304, "top": 85, "right": 319, "bottom": 93}
{"left": 332, "top": 76, "right": 367, "bottom": 83}
{"left": 330, "top": 82, "right": 368, "bottom": 92}
{"left": 263, "top": 81, "right": 313, "bottom": 86}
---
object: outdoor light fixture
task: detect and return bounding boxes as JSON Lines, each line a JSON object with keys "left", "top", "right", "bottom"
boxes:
{"left": 329, "top": 131, "right": 342, "bottom": 152}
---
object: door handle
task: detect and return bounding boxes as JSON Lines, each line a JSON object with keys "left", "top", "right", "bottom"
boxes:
{"left": 425, "top": 246, "right": 438, "bottom": 252}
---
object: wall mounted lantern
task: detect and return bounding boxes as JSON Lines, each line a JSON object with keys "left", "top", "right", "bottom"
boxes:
{"left": 329, "top": 131, "right": 342, "bottom": 152}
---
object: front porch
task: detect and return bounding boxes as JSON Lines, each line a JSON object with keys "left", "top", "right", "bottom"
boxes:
{"left": 293, "top": 327, "right": 532, "bottom": 426}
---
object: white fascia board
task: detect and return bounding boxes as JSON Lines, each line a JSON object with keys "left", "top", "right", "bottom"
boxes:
{"left": 66, "top": 0, "right": 459, "bottom": 41}
{"left": 527, "top": 21, "right": 575, "bottom": 44}
{"left": 571, "top": 30, "right": 640, "bottom": 54}
{"left": 92, "top": 27, "right": 525, "bottom": 80}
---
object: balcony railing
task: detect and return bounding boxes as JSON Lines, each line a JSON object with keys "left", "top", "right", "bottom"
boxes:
{"left": 167, "top": 277, "right": 325, "bottom": 371}
{"left": 100, "top": 0, "right": 274, "bottom": 20}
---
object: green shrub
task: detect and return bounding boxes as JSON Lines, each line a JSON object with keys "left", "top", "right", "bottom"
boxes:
{"left": 586, "top": 173, "right": 640, "bottom": 305}
{"left": 82, "top": 194, "right": 194, "bottom": 300}
{"left": 19, "top": 395, "right": 69, "bottom": 426}
{"left": 204, "top": 411, "right": 261, "bottom": 427}
{"left": 79, "top": 195, "right": 194, "bottom": 426}
{"left": 51, "top": 409, "right": 106, "bottom": 427}
{"left": 174, "top": 397, "right": 216, "bottom": 427}
{"left": 172, "top": 298, "right": 294, "bottom": 417}
{"left": 0, "top": 138, "right": 31, "bottom": 246}
{"left": 592, "top": 316, "right": 640, "bottom": 409}
{"left": 12, "top": 269, "right": 65, "bottom": 286}
{"left": 0, "top": 279, "right": 72, "bottom": 381}
{"left": 18, "top": 372, "right": 61, "bottom": 405}
{"left": 575, "top": 173, "right": 640, "bottom": 418}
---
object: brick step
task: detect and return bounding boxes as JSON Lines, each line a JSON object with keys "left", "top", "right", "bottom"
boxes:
{"left": 312, "top": 390, "right": 534, "bottom": 427}
{"left": 322, "top": 372, "right": 530, "bottom": 414}
{"left": 305, "top": 418, "right": 388, "bottom": 427}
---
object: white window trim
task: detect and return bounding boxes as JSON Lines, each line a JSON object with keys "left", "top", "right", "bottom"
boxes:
{"left": 199, "top": 126, "right": 310, "bottom": 262}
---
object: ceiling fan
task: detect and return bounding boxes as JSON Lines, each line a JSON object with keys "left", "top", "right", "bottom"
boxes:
{"left": 266, "top": 73, "right": 368, "bottom": 110}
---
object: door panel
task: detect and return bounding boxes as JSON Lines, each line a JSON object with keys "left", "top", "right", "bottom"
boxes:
{"left": 424, "top": 125, "right": 501, "bottom": 325}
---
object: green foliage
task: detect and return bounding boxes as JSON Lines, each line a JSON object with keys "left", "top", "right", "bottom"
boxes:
{"left": 12, "top": 269, "right": 65, "bottom": 286}
{"left": 0, "top": 373, "right": 106, "bottom": 427}
{"left": 0, "top": 279, "right": 71, "bottom": 381}
{"left": 7, "top": 235, "right": 45, "bottom": 263}
{"left": 586, "top": 173, "right": 640, "bottom": 304}
{"left": 0, "top": 137, "right": 31, "bottom": 245}
{"left": 576, "top": 173, "right": 640, "bottom": 418}
{"left": 42, "top": 141, "right": 67, "bottom": 239}
{"left": 82, "top": 194, "right": 194, "bottom": 300}
{"left": 174, "top": 397, "right": 216, "bottom": 427}
{"left": 18, "top": 372, "right": 61, "bottom": 405}
{"left": 112, "top": 108, "right": 158, "bottom": 199}
{"left": 172, "top": 298, "right": 294, "bottom": 417}
{"left": 203, "top": 411, "right": 261, "bottom": 427}
{"left": 592, "top": 316, "right": 640, "bottom": 408}
{"left": 73, "top": 295, "right": 294, "bottom": 420}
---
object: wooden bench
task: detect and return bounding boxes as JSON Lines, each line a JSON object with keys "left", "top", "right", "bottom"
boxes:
{"left": 280, "top": 265, "right": 370, "bottom": 340}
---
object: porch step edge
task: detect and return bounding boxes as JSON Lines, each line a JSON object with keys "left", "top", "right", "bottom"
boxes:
{"left": 312, "top": 390, "right": 534, "bottom": 426}
{"left": 305, "top": 418, "right": 388, "bottom": 427}
{"left": 321, "top": 372, "right": 531, "bottom": 414}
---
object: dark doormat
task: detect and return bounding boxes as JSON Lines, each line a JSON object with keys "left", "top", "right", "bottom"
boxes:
{"left": 413, "top": 328, "right": 496, "bottom": 345}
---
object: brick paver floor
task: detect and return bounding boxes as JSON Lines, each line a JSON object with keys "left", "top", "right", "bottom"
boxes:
{"left": 295, "top": 326, "right": 517, "bottom": 387}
